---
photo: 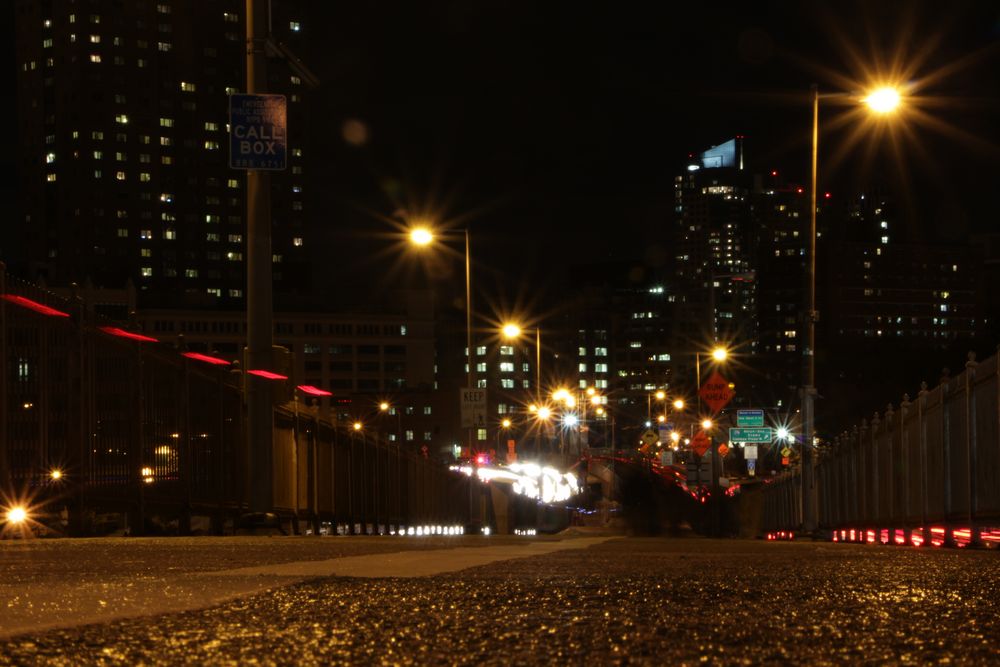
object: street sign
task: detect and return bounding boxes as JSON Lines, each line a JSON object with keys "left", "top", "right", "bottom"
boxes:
{"left": 717, "top": 443, "right": 730, "bottom": 457}
{"left": 641, "top": 429, "right": 658, "bottom": 446}
{"left": 229, "top": 94, "right": 287, "bottom": 170}
{"left": 691, "top": 431, "right": 711, "bottom": 457}
{"left": 658, "top": 425, "right": 670, "bottom": 444}
{"left": 459, "top": 388, "right": 487, "bottom": 429}
{"left": 736, "top": 409, "right": 765, "bottom": 428}
{"left": 747, "top": 458, "right": 757, "bottom": 476}
{"left": 743, "top": 445, "right": 758, "bottom": 460}
{"left": 781, "top": 447, "right": 792, "bottom": 458}
{"left": 729, "top": 427, "right": 773, "bottom": 443}
{"left": 699, "top": 371, "right": 734, "bottom": 413}
{"left": 660, "top": 450, "right": 674, "bottom": 466}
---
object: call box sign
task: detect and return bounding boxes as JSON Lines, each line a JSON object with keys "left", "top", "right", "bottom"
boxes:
{"left": 229, "top": 94, "right": 287, "bottom": 170}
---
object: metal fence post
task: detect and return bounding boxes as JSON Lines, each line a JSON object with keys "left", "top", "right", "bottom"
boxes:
{"left": 964, "top": 352, "right": 981, "bottom": 547}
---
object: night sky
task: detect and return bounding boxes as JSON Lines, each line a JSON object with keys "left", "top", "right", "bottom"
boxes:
{"left": 299, "top": 0, "right": 1000, "bottom": 306}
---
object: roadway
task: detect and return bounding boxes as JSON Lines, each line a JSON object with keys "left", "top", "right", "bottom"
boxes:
{"left": 1, "top": 533, "right": 996, "bottom": 664}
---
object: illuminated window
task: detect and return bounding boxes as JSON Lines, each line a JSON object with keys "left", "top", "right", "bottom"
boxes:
{"left": 140, "top": 229, "right": 153, "bottom": 239}
{"left": 160, "top": 137, "right": 172, "bottom": 146}
{"left": 164, "top": 229, "right": 176, "bottom": 240}
{"left": 141, "top": 267, "right": 153, "bottom": 277}
{"left": 205, "top": 122, "right": 219, "bottom": 131}
{"left": 157, "top": 42, "right": 171, "bottom": 52}
{"left": 595, "top": 347, "right": 607, "bottom": 356}
{"left": 159, "top": 117, "right": 174, "bottom": 128}
{"left": 500, "top": 362, "right": 514, "bottom": 373}
{"left": 139, "top": 173, "right": 151, "bottom": 182}
{"left": 46, "top": 174, "right": 57, "bottom": 182}
{"left": 185, "top": 269, "right": 198, "bottom": 278}
{"left": 292, "top": 237, "right": 303, "bottom": 247}
{"left": 228, "top": 234, "right": 242, "bottom": 243}
{"left": 500, "top": 378, "right": 514, "bottom": 389}
{"left": 476, "top": 362, "right": 487, "bottom": 373}
{"left": 226, "top": 251, "right": 242, "bottom": 261}
{"left": 45, "top": 152, "right": 56, "bottom": 163}
{"left": 223, "top": 12, "right": 238, "bottom": 23}
{"left": 160, "top": 193, "right": 173, "bottom": 203}
{"left": 43, "top": 38, "right": 53, "bottom": 48}
{"left": 578, "top": 363, "right": 588, "bottom": 372}
{"left": 117, "top": 228, "right": 128, "bottom": 237}
{"left": 203, "top": 141, "right": 219, "bottom": 150}
{"left": 595, "top": 363, "right": 608, "bottom": 373}
{"left": 180, "top": 82, "right": 196, "bottom": 92}
{"left": 499, "top": 345, "right": 514, "bottom": 356}
{"left": 140, "top": 248, "right": 151, "bottom": 257}
{"left": 289, "top": 21, "right": 301, "bottom": 31}
{"left": 115, "top": 171, "right": 126, "bottom": 181}
{"left": 89, "top": 54, "right": 101, "bottom": 63}
{"left": 229, "top": 289, "right": 242, "bottom": 297}
{"left": 156, "top": 4, "right": 171, "bottom": 14}
{"left": 90, "top": 34, "right": 100, "bottom": 43}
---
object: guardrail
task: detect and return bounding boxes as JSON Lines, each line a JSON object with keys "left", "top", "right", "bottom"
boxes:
{"left": 761, "top": 348, "right": 1000, "bottom": 546}
{"left": 0, "top": 265, "right": 469, "bottom": 535}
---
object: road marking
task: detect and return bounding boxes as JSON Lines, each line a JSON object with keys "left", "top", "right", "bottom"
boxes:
{"left": 214, "top": 537, "right": 615, "bottom": 578}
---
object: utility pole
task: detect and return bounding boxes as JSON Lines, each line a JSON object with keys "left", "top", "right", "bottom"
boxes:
{"left": 245, "top": 0, "right": 273, "bottom": 513}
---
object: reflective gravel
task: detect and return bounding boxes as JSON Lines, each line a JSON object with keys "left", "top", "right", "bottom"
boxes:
{"left": 2, "top": 538, "right": 998, "bottom": 665}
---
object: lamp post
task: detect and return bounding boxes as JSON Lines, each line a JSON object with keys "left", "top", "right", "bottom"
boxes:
{"left": 801, "top": 84, "right": 902, "bottom": 533}
{"left": 501, "top": 322, "right": 542, "bottom": 399}
{"left": 410, "top": 226, "right": 474, "bottom": 454}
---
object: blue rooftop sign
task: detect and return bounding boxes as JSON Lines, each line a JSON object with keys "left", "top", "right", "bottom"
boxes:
{"left": 229, "top": 94, "right": 287, "bottom": 170}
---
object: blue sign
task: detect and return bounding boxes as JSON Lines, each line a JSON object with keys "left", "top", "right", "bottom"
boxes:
{"left": 229, "top": 94, "right": 287, "bottom": 170}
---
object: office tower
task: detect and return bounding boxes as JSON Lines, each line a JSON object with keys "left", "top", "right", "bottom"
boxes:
{"left": 14, "top": 0, "right": 309, "bottom": 307}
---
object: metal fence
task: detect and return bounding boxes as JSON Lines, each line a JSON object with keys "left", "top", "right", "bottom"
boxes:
{"left": 1, "top": 266, "right": 470, "bottom": 535}
{"left": 762, "top": 348, "right": 1000, "bottom": 545}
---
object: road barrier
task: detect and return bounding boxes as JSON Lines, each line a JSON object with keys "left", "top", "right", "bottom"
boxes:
{"left": 0, "top": 265, "right": 469, "bottom": 535}
{"left": 761, "top": 348, "right": 1000, "bottom": 546}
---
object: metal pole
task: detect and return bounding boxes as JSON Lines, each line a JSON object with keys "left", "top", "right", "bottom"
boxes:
{"left": 535, "top": 327, "right": 541, "bottom": 394}
{"left": 246, "top": 0, "right": 274, "bottom": 513}
{"left": 465, "top": 229, "right": 474, "bottom": 454}
{"left": 801, "top": 84, "right": 819, "bottom": 533}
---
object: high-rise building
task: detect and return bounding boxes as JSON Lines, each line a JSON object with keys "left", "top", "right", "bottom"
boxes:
{"left": 672, "top": 138, "right": 757, "bottom": 350}
{"left": 14, "top": 0, "right": 310, "bottom": 307}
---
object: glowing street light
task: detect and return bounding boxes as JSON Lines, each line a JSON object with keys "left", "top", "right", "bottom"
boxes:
{"left": 863, "top": 86, "right": 902, "bottom": 114}
{"left": 49, "top": 469, "right": 63, "bottom": 481}
{"left": 701, "top": 419, "right": 713, "bottom": 430}
{"left": 502, "top": 322, "right": 542, "bottom": 396}
{"left": 501, "top": 418, "right": 512, "bottom": 429}
{"left": 536, "top": 406, "right": 552, "bottom": 421}
{"left": 799, "top": 82, "right": 905, "bottom": 532}
{"left": 673, "top": 399, "right": 685, "bottom": 411}
{"left": 501, "top": 323, "right": 521, "bottom": 339}
{"left": 711, "top": 347, "right": 728, "bottom": 362}
{"left": 409, "top": 227, "right": 434, "bottom": 246}
{"left": 5, "top": 506, "right": 28, "bottom": 525}
{"left": 379, "top": 402, "right": 390, "bottom": 412}
{"left": 353, "top": 421, "right": 363, "bottom": 431}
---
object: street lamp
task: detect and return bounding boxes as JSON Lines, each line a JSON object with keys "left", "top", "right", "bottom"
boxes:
{"left": 410, "top": 224, "right": 474, "bottom": 451}
{"left": 502, "top": 322, "right": 542, "bottom": 397}
{"left": 801, "top": 84, "right": 903, "bottom": 532}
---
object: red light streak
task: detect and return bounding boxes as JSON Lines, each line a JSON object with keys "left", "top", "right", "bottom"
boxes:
{"left": 1, "top": 294, "right": 71, "bottom": 317}
{"left": 182, "top": 352, "right": 231, "bottom": 366}
{"left": 296, "top": 384, "right": 332, "bottom": 396}
{"left": 247, "top": 369, "right": 288, "bottom": 380}
{"left": 99, "top": 326, "right": 159, "bottom": 342}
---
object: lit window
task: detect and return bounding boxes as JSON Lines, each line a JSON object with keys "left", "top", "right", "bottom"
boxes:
{"left": 476, "top": 362, "right": 487, "bottom": 373}
{"left": 223, "top": 12, "right": 238, "bottom": 23}
{"left": 205, "top": 122, "right": 219, "bottom": 131}
{"left": 139, "top": 173, "right": 151, "bottom": 182}
{"left": 157, "top": 42, "right": 171, "bottom": 52}
{"left": 89, "top": 54, "right": 101, "bottom": 63}
{"left": 226, "top": 252, "right": 242, "bottom": 261}
{"left": 140, "top": 248, "right": 151, "bottom": 257}
{"left": 185, "top": 269, "right": 198, "bottom": 278}
{"left": 595, "top": 364, "right": 608, "bottom": 373}
{"left": 141, "top": 267, "right": 153, "bottom": 277}
{"left": 160, "top": 193, "right": 173, "bottom": 203}
{"left": 156, "top": 4, "right": 171, "bottom": 14}
{"left": 227, "top": 179, "right": 239, "bottom": 189}
{"left": 289, "top": 21, "right": 301, "bottom": 31}
{"left": 578, "top": 363, "right": 588, "bottom": 372}
{"left": 292, "top": 237, "right": 303, "bottom": 247}
{"left": 159, "top": 117, "right": 174, "bottom": 127}
{"left": 499, "top": 345, "right": 514, "bottom": 356}
{"left": 228, "top": 234, "right": 242, "bottom": 243}
{"left": 160, "top": 137, "right": 172, "bottom": 146}
{"left": 46, "top": 173, "right": 56, "bottom": 182}
{"left": 595, "top": 347, "right": 607, "bottom": 356}
{"left": 500, "top": 362, "right": 514, "bottom": 373}
{"left": 204, "top": 141, "right": 219, "bottom": 150}
{"left": 140, "top": 229, "right": 153, "bottom": 239}
{"left": 117, "top": 228, "right": 128, "bottom": 237}
{"left": 229, "top": 289, "right": 242, "bottom": 297}
{"left": 164, "top": 229, "right": 176, "bottom": 240}
{"left": 180, "top": 81, "right": 196, "bottom": 92}
{"left": 45, "top": 152, "right": 56, "bottom": 163}
{"left": 115, "top": 171, "right": 126, "bottom": 181}
{"left": 43, "top": 38, "right": 53, "bottom": 48}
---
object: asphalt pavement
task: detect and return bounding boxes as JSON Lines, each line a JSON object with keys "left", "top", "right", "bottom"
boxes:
{"left": 1, "top": 534, "right": 997, "bottom": 665}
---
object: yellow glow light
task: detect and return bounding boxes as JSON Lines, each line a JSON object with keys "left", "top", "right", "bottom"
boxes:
{"left": 50, "top": 469, "right": 63, "bottom": 481}
{"left": 6, "top": 506, "right": 28, "bottom": 525}
{"left": 353, "top": 421, "right": 363, "bottom": 431}
{"left": 864, "top": 86, "right": 902, "bottom": 114}
{"left": 585, "top": 387, "right": 596, "bottom": 396}
{"left": 501, "top": 418, "right": 512, "bottom": 429}
{"left": 528, "top": 404, "right": 538, "bottom": 413}
{"left": 409, "top": 227, "right": 434, "bottom": 246}
{"left": 552, "top": 389, "right": 569, "bottom": 402}
{"left": 379, "top": 402, "right": 390, "bottom": 411}
{"left": 537, "top": 407, "right": 552, "bottom": 420}
{"left": 501, "top": 323, "right": 521, "bottom": 339}
{"left": 654, "top": 390, "right": 666, "bottom": 400}
{"left": 657, "top": 415, "right": 666, "bottom": 423}
{"left": 670, "top": 431, "right": 681, "bottom": 442}
{"left": 590, "top": 395, "right": 601, "bottom": 405}
{"left": 673, "top": 399, "right": 685, "bottom": 410}
{"left": 701, "top": 419, "right": 713, "bottom": 430}
{"left": 712, "top": 347, "right": 728, "bottom": 362}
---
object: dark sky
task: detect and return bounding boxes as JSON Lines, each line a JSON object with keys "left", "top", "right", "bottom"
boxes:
{"left": 298, "top": 0, "right": 1000, "bottom": 307}
{"left": 299, "top": 0, "right": 1000, "bottom": 306}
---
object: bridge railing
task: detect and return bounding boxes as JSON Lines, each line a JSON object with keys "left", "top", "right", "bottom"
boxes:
{"left": 0, "top": 265, "right": 469, "bottom": 535}
{"left": 762, "top": 348, "right": 1000, "bottom": 545}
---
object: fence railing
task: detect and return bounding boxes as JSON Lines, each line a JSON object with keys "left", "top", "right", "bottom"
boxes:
{"left": 1, "top": 265, "right": 470, "bottom": 535}
{"left": 761, "top": 348, "right": 1000, "bottom": 546}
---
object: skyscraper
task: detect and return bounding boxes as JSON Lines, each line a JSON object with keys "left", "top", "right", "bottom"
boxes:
{"left": 14, "top": 0, "right": 310, "bottom": 307}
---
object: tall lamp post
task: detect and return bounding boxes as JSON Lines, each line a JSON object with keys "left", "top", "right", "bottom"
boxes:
{"left": 410, "top": 226, "right": 474, "bottom": 453}
{"left": 801, "top": 84, "right": 902, "bottom": 533}
{"left": 501, "top": 322, "right": 542, "bottom": 398}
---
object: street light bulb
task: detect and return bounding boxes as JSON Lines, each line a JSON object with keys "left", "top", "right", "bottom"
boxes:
{"left": 670, "top": 431, "right": 681, "bottom": 442}
{"left": 655, "top": 390, "right": 666, "bottom": 400}
{"left": 673, "top": 399, "right": 685, "bottom": 410}
{"left": 379, "top": 402, "right": 389, "bottom": 411}
{"left": 50, "top": 469, "right": 63, "bottom": 481}
{"left": 563, "top": 414, "right": 578, "bottom": 427}
{"left": 596, "top": 407, "right": 605, "bottom": 416}
{"left": 409, "top": 227, "right": 434, "bottom": 246}
{"left": 537, "top": 407, "right": 551, "bottom": 420}
{"left": 701, "top": 419, "right": 713, "bottom": 430}
{"left": 353, "top": 422, "right": 363, "bottom": 431}
{"left": 777, "top": 427, "right": 790, "bottom": 441}
{"left": 590, "top": 395, "right": 601, "bottom": 406}
{"left": 564, "top": 396, "right": 576, "bottom": 408}
{"left": 552, "top": 389, "right": 568, "bottom": 402}
{"left": 6, "top": 506, "right": 27, "bottom": 525}
{"left": 712, "top": 347, "right": 728, "bottom": 361}
{"left": 528, "top": 404, "right": 538, "bottom": 413}
{"left": 864, "top": 87, "right": 901, "bottom": 114}
{"left": 585, "top": 387, "right": 596, "bottom": 396}
{"left": 501, "top": 419, "right": 512, "bottom": 429}
{"left": 657, "top": 415, "right": 666, "bottom": 423}
{"left": 502, "top": 323, "right": 521, "bottom": 339}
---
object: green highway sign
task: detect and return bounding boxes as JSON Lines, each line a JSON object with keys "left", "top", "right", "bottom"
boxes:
{"left": 729, "top": 427, "right": 773, "bottom": 443}
{"left": 736, "top": 409, "right": 765, "bottom": 428}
